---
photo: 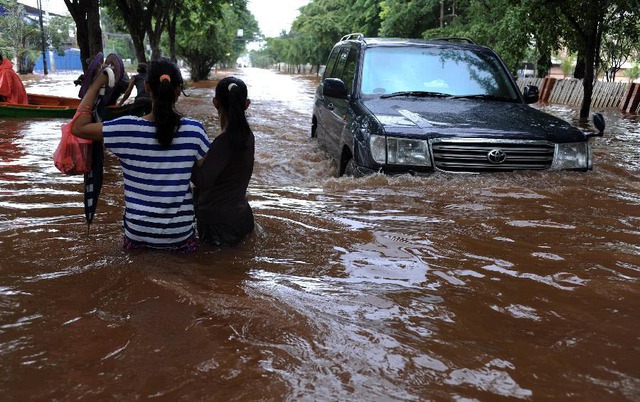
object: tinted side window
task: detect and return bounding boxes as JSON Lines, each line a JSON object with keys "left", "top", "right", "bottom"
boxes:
{"left": 341, "top": 48, "right": 358, "bottom": 94}
{"left": 330, "top": 48, "right": 350, "bottom": 79}
{"left": 323, "top": 48, "right": 341, "bottom": 80}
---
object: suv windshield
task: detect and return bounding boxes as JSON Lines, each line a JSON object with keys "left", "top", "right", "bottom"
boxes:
{"left": 360, "top": 46, "right": 519, "bottom": 100}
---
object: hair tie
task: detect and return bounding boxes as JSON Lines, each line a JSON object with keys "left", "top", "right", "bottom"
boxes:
{"left": 160, "top": 74, "right": 171, "bottom": 83}
{"left": 228, "top": 82, "right": 238, "bottom": 91}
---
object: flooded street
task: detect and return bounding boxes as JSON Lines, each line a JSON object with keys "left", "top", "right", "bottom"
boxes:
{"left": 1, "top": 67, "right": 639, "bottom": 401}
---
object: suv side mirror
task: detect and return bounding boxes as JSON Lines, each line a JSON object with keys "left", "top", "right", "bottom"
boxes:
{"left": 523, "top": 85, "right": 539, "bottom": 104}
{"left": 323, "top": 78, "right": 348, "bottom": 99}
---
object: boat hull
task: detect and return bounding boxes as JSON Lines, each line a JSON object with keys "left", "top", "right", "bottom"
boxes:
{"left": 0, "top": 93, "right": 144, "bottom": 119}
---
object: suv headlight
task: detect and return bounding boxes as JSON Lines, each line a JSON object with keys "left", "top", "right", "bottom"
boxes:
{"left": 551, "top": 142, "right": 592, "bottom": 170}
{"left": 370, "top": 135, "right": 432, "bottom": 166}
{"left": 370, "top": 135, "right": 387, "bottom": 163}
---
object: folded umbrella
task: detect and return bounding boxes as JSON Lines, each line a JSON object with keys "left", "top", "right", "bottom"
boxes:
{"left": 84, "top": 139, "right": 103, "bottom": 233}
{"left": 80, "top": 53, "right": 124, "bottom": 232}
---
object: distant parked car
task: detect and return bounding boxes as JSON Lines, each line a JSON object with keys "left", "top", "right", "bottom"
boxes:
{"left": 312, "top": 34, "right": 604, "bottom": 176}
{"left": 517, "top": 62, "right": 536, "bottom": 78}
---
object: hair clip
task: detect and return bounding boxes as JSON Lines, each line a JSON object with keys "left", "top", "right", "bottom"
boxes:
{"left": 160, "top": 74, "right": 171, "bottom": 83}
{"left": 228, "top": 82, "right": 238, "bottom": 91}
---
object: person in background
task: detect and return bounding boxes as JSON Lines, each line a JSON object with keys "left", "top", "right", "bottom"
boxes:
{"left": 191, "top": 77, "right": 255, "bottom": 247}
{"left": 117, "top": 62, "right": 151, "bottom": 113}
{"left": 0, "top": 52, "right": 28, "bottom": 104}
{"left": 71, "top": 58, "right": 210, "bottom": 253}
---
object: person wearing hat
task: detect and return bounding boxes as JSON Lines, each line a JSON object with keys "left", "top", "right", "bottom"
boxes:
{"left": 117, "top": 62, "right": 151, "bottom": 113}
{"left": 0, "top": 52, "right": 28, "bottom": 104}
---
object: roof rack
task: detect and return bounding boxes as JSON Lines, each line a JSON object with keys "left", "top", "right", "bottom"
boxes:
{"left": 430, "top": 37, "right": 476, "bottom": 44}
{"left": 340, "top": 33, "right": 365, "bottom": 42}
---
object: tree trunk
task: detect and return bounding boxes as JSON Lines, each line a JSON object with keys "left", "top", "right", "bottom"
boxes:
{"left": 64, "top": 0, "right": 103, "bottom": 71}
{"left": 551, "top": 0, "right": 605, "bottom": 119}
{"left": 536, "top": 54, "right": 551, "bottom": 78}
{"left": 147, "top": 0, "right": 171, "bottom": 60}
{"left": 113, "top": 0, "right": 154, "bottom": 64}
{"left": 130, "top": 30, "right": 147, "bottom": 64}
{"left": 573, "top": 51, "right": 585, "bottom": 79}
{"left": 167, "top": 0, "right": 180, "bottom": 63}
{"left": 86, "top": 0, "right": 102, "bottom": 59}
{"left": 580, "top": 37, "right": 597, "bottom": 119}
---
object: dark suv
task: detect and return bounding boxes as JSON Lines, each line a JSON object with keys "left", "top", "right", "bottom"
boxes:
{"left": 312, "top": 34, "right": 603, "bottom": 176}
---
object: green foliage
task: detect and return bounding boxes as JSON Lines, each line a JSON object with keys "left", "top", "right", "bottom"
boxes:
{"left": 291, "top": 0, "right": 349, "bottom": 67}
{"left": 100, "top": 0, "right": 129, "bottom": 34}
{"left": 0, "top": 0, "right": 73, "bottom": 71}
{"left": 259, "top": 0, "right": 384, "bottom": 72}
{"left": 533, "top": 0, "right": 640, "bottom": 116}
{"left": 560, "top": 52, "right": 576, "bottom": 76}
{"left": 348, "top": 0, "right": 383, "bottom": 37}
{"left": 99, "top": 3, "right": 135, "bottom": 60}
{"left": 259, "top": 0, "right": 640, "bottom": 91}
{"left": 107, "top": 35, "right": 136, "bottom": 61}
{"left": 175, "top": 1, "right": 238, "bottom": 80}
{"left": 419, "top": 1, "right": 535, "bottom": 73}
{"left": 380, "top": 0, "right": 439, "bottom": 38}
{"left": 0, "top": 0, "right": 41, "bottom": 73}
{"left": 600, "top": 7, "right": 640, "bottom": 81}
{"left": 1, "top": 0, "right": 261, "bottom": 78}
{"left": 626, "top": 63, "right": 640, "bottom": 81}
{"left": 46, "top": 16, "right": 74, "bottom": 55}
{"left": 249, "top": 48, "right": 275, "bottom": 68}
{"left": 228, "top": 0, "right": 261, "bottom": 65}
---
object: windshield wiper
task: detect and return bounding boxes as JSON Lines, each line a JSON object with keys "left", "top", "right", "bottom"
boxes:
{"left": 450, "top": 94, "right": 517, "bottom": 102}
{"left": 380, "top": 91, "right": 452, "bottom": 99}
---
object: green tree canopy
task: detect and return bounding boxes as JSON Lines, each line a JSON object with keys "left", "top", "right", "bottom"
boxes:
{"left": 273, "top": 0, "right": 639, "bottom": 119}
{"left": 0, "top": 0, "right": 41, "bottom": 73}
{"left": 175, "top": 0, "right": 254, "bottom": 80}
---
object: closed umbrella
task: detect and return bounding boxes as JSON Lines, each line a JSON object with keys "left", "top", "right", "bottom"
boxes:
{"left": 81, "top": 53, "right": 124, "bottom": 232}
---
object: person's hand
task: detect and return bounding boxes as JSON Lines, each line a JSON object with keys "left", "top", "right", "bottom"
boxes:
{"left": 90, "top": 70, "right": 109, "bottom": 89}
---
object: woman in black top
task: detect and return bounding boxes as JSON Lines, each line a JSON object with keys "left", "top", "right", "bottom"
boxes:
{"left": 192, "top": 77, "right": 255, "bottom": 246}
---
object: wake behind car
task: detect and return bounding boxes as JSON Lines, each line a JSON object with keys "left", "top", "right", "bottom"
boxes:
{"left": 312, "top": 34, "right": 604, "bottom": 176}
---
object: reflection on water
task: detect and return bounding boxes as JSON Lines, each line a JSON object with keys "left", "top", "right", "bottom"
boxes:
{"left": 1, "top": 68, "right": 639, "bottom": 400}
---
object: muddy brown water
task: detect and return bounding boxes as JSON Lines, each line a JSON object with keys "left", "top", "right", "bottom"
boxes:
{"left": 1, "top": 68, "right": 639, "bottom": 401}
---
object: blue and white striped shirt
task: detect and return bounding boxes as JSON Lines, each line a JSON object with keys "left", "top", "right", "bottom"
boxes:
{"left": 103, "top": 116, "right": 210, "bottom": 248}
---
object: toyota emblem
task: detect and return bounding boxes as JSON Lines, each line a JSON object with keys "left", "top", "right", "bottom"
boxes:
{"left": 487, "top": 149, "right": 507, "bottom": 164}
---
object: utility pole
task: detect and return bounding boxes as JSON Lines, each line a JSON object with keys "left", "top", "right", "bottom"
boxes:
{"left": 37, "top": 0, "right": 48, "bottom": 75}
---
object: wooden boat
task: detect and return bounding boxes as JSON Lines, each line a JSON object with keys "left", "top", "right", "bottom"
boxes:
{"left": 0, "top": 93, "right": 145, "bottom": 119}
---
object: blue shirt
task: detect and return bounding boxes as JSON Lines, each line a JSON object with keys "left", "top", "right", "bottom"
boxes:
{"left": 103, "top": 116, "right": 210, "bottom": 247}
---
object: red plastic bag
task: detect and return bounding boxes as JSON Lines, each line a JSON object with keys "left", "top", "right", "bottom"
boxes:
{"left": 53, "top": 122, "right": 93, "bottom": 175}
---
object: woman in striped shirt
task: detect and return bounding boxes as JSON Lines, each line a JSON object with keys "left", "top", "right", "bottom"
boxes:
{"left": 72, "top": 58, "right": 210, "bottom": 253}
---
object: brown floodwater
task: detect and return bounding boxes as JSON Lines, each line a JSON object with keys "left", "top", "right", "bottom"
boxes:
{"left": 1, "top": 68, "right": 639, "bottom": 401}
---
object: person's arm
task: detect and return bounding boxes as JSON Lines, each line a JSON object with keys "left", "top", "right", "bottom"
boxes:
{"left": 117, "top": 79, "right": 135, "bottom": 106}
{"left": 192, "top": 136, "right": 230, "bottom": 189}
{"left": 71, "top": 71, "right": 108, "bottom": 141}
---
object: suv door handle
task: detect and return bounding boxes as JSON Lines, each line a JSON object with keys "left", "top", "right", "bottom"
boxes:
{"left": 327, "top": 103, "right": 335, "bottom": 110}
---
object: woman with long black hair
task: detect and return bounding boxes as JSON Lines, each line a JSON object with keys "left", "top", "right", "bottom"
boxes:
{"left": 71, "top": 58, "right": 210, "bottom": 253}
{"left": 191, "top": 76, "right": 255, "bottom": 247}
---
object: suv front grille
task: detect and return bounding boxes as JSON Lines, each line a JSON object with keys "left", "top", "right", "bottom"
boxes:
{"left": 431, "top": 139, "right": 555, "bottom": 172}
